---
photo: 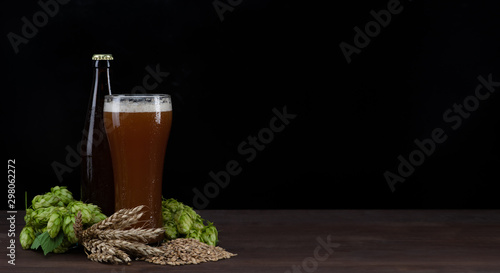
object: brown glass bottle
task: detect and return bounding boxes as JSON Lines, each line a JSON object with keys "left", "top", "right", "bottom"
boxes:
{"left": 81, "top": 54, "right": 115, "bottom": 215}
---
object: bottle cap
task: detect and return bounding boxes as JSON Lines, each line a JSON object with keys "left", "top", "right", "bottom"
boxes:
{"left": 92, "top": 54, "right": 114, "bottom": 60}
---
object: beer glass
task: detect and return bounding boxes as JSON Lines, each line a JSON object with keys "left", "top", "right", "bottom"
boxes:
{"left": 103, "top": 94, "right": 172, "bottom": 240}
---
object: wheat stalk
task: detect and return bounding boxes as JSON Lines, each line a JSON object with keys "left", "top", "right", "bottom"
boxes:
{"left": 106, "top": 239, "right": 165, "bottom": 257}
{"left": 73, "top": 211, "right": 83, "bottom": 242}
{"left": 96, "top": 228, "right": 164, "bottom": 243}
{"left": 83, "top": 206, "right": 144, "bottom": 237}
{"left": 82, "top": 239, "right": 131, "bottom": 264}
{"left": 74, "top": 206, "right": 237, "bottom": 266}
{"left": 75, "top": 206, "right": 164, "bottom": 264}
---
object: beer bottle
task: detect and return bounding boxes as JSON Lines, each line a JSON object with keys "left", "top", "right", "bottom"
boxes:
{"left": 81, "top": 54, "right": 115, "bottom": 215}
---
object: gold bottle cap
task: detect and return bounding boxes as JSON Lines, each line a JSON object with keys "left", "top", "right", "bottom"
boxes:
{"left": 92, "top": 54, "right": 114, "bottom": 60}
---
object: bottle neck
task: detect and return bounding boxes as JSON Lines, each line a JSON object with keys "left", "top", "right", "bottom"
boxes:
{"left": 92, "top": 60, "right": 112, "bottom": 95}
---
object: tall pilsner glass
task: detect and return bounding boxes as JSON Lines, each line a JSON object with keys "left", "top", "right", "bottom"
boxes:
{"left": 103, "top": 94, "right": 172, "bottom": 242}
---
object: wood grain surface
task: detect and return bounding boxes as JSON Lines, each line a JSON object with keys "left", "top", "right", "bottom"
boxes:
{"left": 1, "top": 210, "right": 499, "bottom": 272}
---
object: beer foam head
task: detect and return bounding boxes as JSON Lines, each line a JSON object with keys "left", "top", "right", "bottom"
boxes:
{"left": 104, "top": 95, "right": 172, "bottom": 112}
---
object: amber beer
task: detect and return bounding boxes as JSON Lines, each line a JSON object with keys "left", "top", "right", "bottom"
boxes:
{"left": 103, "top": 95, "right": 172, "bottom": 239}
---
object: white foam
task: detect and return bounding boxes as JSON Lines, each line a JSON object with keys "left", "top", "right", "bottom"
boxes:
{"left": 104, "top": 100, "right": 172, "bottom": 113}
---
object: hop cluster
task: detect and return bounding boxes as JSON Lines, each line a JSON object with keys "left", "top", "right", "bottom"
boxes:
{"left": 20, "top": 186, "right": 106, "bottom": 253}
{"left": 162, "top": 198, "right": 218, "bottom": 246}
{"left": 74, "top": 206, "right": 165, "bottom": 264}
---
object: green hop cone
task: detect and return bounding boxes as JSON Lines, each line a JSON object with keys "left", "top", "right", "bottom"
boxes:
{"left": 51, "top": 186, "right": 74, "bottom": 205}
{"left": 67, "top": 201, "right": 93, "bottom": 224}
{"left": 32, "top": 193, "right": 62, "bottom": 209}
{"left": 187, "top": 229, "right": 202, "bottom": 241}
{"left": 47, "top": 211, "right": 63, "bottom": 238}
{"left": 174, "top": 208, "right": 194, "bottom": 235}
{"left": 55, "top": 206, "right": 68, "bottom": 215}
{"left": 32, "top": 207, "right": 56, "bottom": 228}
{"left": 28, "top": 209, "right": 38, "bottom": 225}
{"left": 67, "top": 201, "right": 106, "bottom": 227}
{"left": 192, "top": 217, "right": 204, "bottom": 231}
{"left": 31, "top": 195, "right": 43, "bottom": 209}
{"left": 86, "top": 203, "right": 106, "bottom": 222}
{"left": 162, "top": 209, "right": 173, "bottom": 223}
{"left": 62, "top": 214, "right": 78, "bottom": 244}
{"left": 164, "top": 220, "right": 178, "bottom": 240}
{"left": 84, "top": 202, "right": 101, "bottom": 214}
{"left": 24, "top": 208, "right": 34, "bottom": 226}
{"left": 81, "top": 209, "right": 93, "bottom": 225}
{"left": 163, "top": 198, "right": 182, "bottom": 213}
{"left": 183, "top": 206, "right": 198, "bottom": 220}
{"left": 161, "top": 197, "right": 220, "bottom": 245}
{"left": 201, "top": 223, "right": 218, "bottom": 246}
{"left": 20, "top": 226, "right": 36, "bottom": 249}
{"left": 90, "top": 212, "right": 106, "bottom": 225}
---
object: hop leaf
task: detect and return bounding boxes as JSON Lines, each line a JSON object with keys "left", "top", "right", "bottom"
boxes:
{"left": 31, "top": 231, "right": 64, "bottom": 255}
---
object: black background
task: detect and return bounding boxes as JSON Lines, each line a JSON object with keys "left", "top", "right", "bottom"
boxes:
{"left": 3, "top": 0, "right": 500, "bottom": 210}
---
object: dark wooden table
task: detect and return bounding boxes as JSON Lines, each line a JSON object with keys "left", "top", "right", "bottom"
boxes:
{"left": 1, "top": 210, "right": 499, "bottom": 272}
